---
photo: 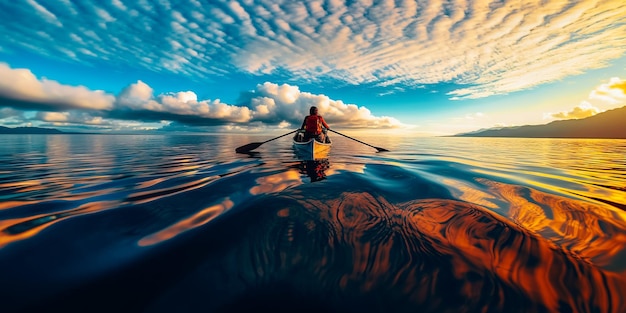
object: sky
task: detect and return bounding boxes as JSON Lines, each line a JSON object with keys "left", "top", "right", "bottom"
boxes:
{"left": 0, "top": 0, "right": 625, "bottom": 136}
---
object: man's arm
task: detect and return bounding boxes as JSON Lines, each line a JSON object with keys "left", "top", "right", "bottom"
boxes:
{"left": 321, "top": 116, "right": 330, "bottom": 129}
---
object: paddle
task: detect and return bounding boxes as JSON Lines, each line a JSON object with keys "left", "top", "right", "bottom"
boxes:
{"left": 328, "top": 129, "right": 389, "bottom": 152}
{"left": 235, "top": 130, "right": 297, "bottom": 153}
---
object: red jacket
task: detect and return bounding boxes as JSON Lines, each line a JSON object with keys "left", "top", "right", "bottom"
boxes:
{"left": 302, "top": 114, "right": 329, "bottom": 134}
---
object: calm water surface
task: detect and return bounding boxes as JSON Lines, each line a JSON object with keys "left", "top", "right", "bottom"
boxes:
{"left": 1, "top": 134, "right": 625, "bottom": 313}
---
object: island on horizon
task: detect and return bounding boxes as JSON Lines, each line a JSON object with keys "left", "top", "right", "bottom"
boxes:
{"left": 0, "top": 126, "right": 91, "bottom": 135}
{"left": 452, "top": 105, "right": 626, "bottom": 139}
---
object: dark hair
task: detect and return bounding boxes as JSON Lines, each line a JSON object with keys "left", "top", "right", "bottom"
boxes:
{"left": 309, "top": 106, "right": 318, "bottom": 115}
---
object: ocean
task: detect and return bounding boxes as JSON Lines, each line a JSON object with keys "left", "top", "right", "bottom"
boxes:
{"left": 1, "top": 134, "right": 625, "bottom": 313}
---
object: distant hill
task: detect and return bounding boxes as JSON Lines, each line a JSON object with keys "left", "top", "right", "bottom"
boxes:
{"left": 0, "top": 126, "right": 67, "bottom": 134}
{"left": 453, "top": 106, "right": 626, "bottom": 139}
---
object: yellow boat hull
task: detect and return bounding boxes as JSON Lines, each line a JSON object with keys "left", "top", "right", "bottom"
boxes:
{"left": 293, "top": 137, "right": 332, "bottom": 160}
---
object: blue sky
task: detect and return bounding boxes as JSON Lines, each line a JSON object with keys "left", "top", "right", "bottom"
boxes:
{"left": 0, "top": 0, "right": 625, "bottom": 135}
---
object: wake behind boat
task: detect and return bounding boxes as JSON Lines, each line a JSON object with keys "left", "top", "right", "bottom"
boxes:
{"left": 293, "top": 129, "right": 332, "bottom": 160}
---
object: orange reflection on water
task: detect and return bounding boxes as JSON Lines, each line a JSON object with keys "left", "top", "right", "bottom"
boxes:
{"left": 0, "top": 214, "right": 55, "bottom": 248}
{"left": 0, "top": 179, "right": 42, "bottom": 189}
{"left": 138, "top": 198, "right": 233, "bottom": 246}
{"left": 135, "top": 177, "right": 167, "bottom": 189}
{"left": 160, "top": 166, "right": 200, "bottom": 174}
{"left": 408, "top": 198, "right": 626, "bottom": 312}
{"left": 249, "top": 170, "right": 302, "bottom": 195}
{"left": 325, "top": 163, "right": 366, "bottom": 175}
{"left": 477, "top": 179, "right": 626, "bottom": 269}
{"left": 0, "top": 201, "right": 119, "bottom": 248}
{"left": 0, "top": 201, "right": 37, "bottom": 210}
{"left": 267, "top": 190, "right": 626, "bottom": 312}
{"left": 158, "top": 156, "right": 203, "bottom": 174}
{"left": 441, "top": 178, "right": 499, "bottom": 209}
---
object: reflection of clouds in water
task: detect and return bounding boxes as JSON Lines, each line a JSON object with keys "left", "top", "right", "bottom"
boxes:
{"left": 249, "top": 170, "right": 302, "bottom": 195}
{"left": 479, "top": 179, "right": 626, "bottom": 271}
{"left": 441, "top": 177, "right": 500, "bottom": 209}
{"left": 441, "top": 176, "right": 626, "bottom": 270}
{"left": 210, "top": 187, "right": 626, "bottom": 312}
{"left": 325, "top": 162, "right": 365, "bottom": 175}
{"left": 138, "top": 198, "right": 233, "bottom": 247}
{"left": 0, "top": 200, "right": 120, "bottom": 248}
{"left": 0, "top": 200, "right": 36, "bottom": 210}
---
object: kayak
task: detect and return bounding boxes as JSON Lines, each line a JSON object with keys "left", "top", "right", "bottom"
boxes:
{"left": 293, "top": 130, "right": 332, "bottom": 160}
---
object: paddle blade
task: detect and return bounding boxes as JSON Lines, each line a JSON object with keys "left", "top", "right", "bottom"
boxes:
{"left": 235, "top": 142, "right": 262, "bottom": 153}
{"left": 375, "top": 147, "right": 390, "bottom": 152}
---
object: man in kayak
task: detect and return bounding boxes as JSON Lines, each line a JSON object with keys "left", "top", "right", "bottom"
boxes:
{"left": 301, "top": 106, "right": 330, "bottom": 142}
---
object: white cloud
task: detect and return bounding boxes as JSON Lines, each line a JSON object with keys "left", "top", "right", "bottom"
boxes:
{"left": 0, "top": 66, "right": 402, "bottom": 129}
{"left": 37, "top": 111, "right": 69, "bottom": 122}
{"left": 247, "top": 82, "right": 404, "bottom": 128}
{"left": 36, "top": 111, "right": 108, "bottom": 125}
{"left": 0, "top": 63, "right": 115, "bottom": 110}
{"left": 590, "top": 77, "right": 626, "bottom": 104}
{"left": 2, "top": 1, "right": 624, "bottom": 99}
{"left": 464, "top": 112, "right": 485, "bottom": 120}
{"left": 116, "top": 80, "right": 253, "bottom": 123}
{"left": 111, "top": 0, "right": 127, "bottom": 11}
{"left": 26, "top": 0, "right": 62, "bottom": 27}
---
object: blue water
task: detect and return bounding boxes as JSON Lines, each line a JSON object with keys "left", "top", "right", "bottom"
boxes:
{"left": 1, "top": 134, "right": 625, "bottom": 312}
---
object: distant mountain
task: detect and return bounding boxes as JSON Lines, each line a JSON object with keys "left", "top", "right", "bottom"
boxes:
{"left": 453, "top": 106, "right": 626, "bottom": 139}
{"left": 0, "top": 126, "right": 67, "bottom": 134}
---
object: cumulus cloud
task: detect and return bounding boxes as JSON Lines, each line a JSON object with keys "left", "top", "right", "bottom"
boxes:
{"left": 244, "top": 82, "right": 403, "bottom": 128}
{"left": 112, "top": 80, "right": 253, "bottom": 125}
{"left": 2, "top": 1, "right": 625, "bottom": 99}
{"left": 35, "top": 111, "right": 109, "bottom": 125}
{"left": 609, "top": 78, "right": 626, "bottom": 94}
{"left": 544, "top": 77, "right": 626, "bottom": 122}
{"left": 549, "top": 76, "right": 626, "bottom": 119}
{"left": 112, "top": 81, "right": 402, "bottom": 128}
{"left": 545, "top": 102, "right": 601, "bottom": 120}
{"left": 590, "top": 77, "right": 626, "bottom": 104}
{"left": 0, "top": 64, "right": 399, "bottom": 129}
{"left": 0, "top": 63, "right": 115, "bottom": 111}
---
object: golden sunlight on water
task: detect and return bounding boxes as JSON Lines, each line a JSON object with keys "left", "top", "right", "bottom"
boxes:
{"left": 433, "top": 174, "right": 626, "bottom": 272}
{"left": 481, "top": 180, "right": 626, "bottom": 269}
{"left": 224, "top": 189, "right": 626, "bottom": 312}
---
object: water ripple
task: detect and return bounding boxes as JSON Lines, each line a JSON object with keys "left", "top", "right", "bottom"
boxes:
{"left": 0, "top": 134, "right": 625, "bottom": 313}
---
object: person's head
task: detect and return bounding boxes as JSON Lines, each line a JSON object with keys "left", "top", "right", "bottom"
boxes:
{"left": 309, "top": 106, "right": 318, "bottom": 115}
